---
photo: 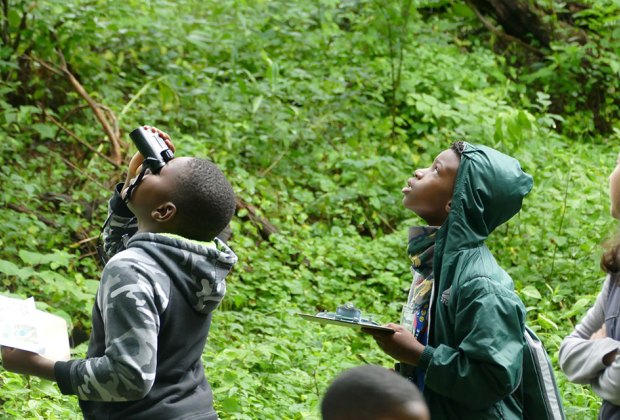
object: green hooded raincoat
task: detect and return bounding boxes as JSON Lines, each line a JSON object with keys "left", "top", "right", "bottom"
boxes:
{"left": 417, "top": 143, "right": 533, "bottom": 419}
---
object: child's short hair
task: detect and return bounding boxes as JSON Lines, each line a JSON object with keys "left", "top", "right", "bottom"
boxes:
{"left": 451, "top": 140, "right": 465, "bottom": 156}
{"left": 321, "top": 364, "right": 428, "bottom": 420}
{"left": 171, "top": 158, "right": 235, "bottom": 241}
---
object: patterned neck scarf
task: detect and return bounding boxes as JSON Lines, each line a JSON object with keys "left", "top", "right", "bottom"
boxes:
{"left": 400, "top": 226, "right": 438, "bottom": 391}
{"left": 406, "top": 226, "right": 439, "bottom": 341}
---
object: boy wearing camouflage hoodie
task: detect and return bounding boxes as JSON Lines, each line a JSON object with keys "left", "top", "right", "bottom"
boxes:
{"left": 2, "top": 127, "right": 237, "bottom": 420}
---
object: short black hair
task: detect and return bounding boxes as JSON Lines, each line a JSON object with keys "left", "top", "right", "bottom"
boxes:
{"left": 170, "top": 158, "right": 235, "bottom": 241}
{"left": 321, "top": 365, "right": 425, "bottom": 420}
{"left": 451, "top": 141, "right": 465, "bottom": 157}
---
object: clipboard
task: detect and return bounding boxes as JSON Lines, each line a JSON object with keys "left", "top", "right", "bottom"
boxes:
{"left": 298, "top": 313, "right": 395, "bottom": 333}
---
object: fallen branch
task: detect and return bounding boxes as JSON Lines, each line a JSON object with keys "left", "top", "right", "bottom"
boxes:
{"left": 70, "top": 235, "right": 98, "bottom": 248}
{"left": 236, "top": 197, "right": 278, "bottom": 240}
{"left": 6, "top": 203, "right": 58, "bottom": 228}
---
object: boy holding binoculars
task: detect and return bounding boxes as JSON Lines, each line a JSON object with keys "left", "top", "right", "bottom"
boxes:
{"left": 2, "top": 126, "right": 237, "bottom": 420}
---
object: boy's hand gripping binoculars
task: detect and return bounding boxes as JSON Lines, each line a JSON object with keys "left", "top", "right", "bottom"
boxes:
{"left": 129, "top": 126, "right": 174, "bottom": 173}
{"left": 98, "top": 126, "right": 175, "bottom": 265}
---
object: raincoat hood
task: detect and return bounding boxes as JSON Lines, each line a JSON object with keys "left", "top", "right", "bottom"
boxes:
{"left": 440, "top": 143, "right": 533, "bottom": 253}
{"left": 417, "top": 143, "right": 532, "bottom": 418}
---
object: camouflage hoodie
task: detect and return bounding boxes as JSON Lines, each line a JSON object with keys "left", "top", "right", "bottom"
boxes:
{"left": 55, "top": 186, "right": 237, "bottom": 420}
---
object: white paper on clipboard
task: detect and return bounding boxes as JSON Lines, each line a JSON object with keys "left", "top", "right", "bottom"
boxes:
{"left": 298, "top": 313, "right": 395, "bottom": 333}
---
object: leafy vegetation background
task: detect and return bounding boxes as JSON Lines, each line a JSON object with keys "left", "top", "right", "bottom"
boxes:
{"left": 1, "top": 0, "right": 620, "bottom": 418}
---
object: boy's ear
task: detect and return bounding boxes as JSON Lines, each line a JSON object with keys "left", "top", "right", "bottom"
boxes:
{"left": 151, "top": 202, "right": 177, "bottom": 223}
{"left": 445, "top": 200, "right": 452, "bottom": 214}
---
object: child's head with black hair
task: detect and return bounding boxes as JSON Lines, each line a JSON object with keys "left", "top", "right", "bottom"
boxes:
{"left": 125, "top": 156, "right": 235, "bottom": 242}
{"left": 169, "top": 157, "right": 236, "bottom": 241}
{"left": 321, "top": 365, "right": 429, "bottom": 420}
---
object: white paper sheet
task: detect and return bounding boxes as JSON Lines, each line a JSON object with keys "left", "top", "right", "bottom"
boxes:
{"left": 0, "top": 295, "right": 71, "bottom": 361}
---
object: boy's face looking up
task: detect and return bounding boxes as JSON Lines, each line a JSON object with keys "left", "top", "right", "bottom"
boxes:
{"left": 402, "top": 148, "right": 460, "bottom": 226}
{"left": 125, "top": 157, "right": 191, "bottom": 232}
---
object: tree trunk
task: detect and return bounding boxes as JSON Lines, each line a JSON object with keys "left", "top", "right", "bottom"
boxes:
{"left": 466, "top": 0, "right": 552, "bottom": 48}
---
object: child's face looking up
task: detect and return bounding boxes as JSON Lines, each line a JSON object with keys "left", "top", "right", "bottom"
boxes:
{"left": 609, "top": 152, "right": 620, "bottom": 219}
{"left": 402, "top": 148, "right": 460, "bottom": 226}
{"left": 126, "top": 157, "right": 190, "bottom": 231}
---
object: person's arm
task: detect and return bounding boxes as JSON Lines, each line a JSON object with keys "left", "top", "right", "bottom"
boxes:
{"left": 592, "top": 349, "right": 620, "bottom": 402}
{"left": 102, "top": 183, "right": 138, "bottom": 259}
{"left": 54, "top": 257, "right": 163, "bottom": 401}
{"left": 102, "top": 135, "right": 145, "bottom": 259}
{"left": 559, "top": 279, "right": 620, "bottom": 383}
{"left": 591, "top": 348, "right": 620, "bottom": 404}
{"left": 103, "top": 126, "right": 174, "bottom": 259}
{"left": 363, "top": 324, "right": 425, "bottom": 365}
{"left": 419, "top": 277, "right": 525, "bottom": 410}
{"left": 0, "top": 346, "right": 56, "bottom": 381}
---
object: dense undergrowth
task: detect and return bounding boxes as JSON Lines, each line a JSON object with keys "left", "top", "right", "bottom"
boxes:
{"left": 1, "top": 0, "right": 620, "bottom": 418}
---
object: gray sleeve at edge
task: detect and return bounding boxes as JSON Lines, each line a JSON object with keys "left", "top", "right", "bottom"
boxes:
{"left": 559, "top": 278, "right": 620, "bottom": 383}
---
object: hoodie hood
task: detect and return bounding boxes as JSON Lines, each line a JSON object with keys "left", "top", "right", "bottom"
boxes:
{"left": 126, "top": 232, "right": 237, "bottom": 314}
{"left": 440, "top": 143, "right": 533, "bottom": 253}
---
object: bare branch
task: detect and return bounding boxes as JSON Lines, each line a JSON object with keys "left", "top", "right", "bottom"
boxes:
{"left": 28, "top": 52, "right": 123, "bottom": 164}
{"left": 58, "top": 61, "right": 122, "bottom": 163}
{"left": 464, "top": 0, "right": 545, "bottom": 56}
{"left": 69, "top": 235, "right": 98, "bottom": 248}
{"left": 236, "top": 197, "right": 278, "bottom": 240}
{"left": 55, "top": 104, "right": 91, "bottom": 135}
{"left": 30, "top": 55, "right": 62, "bottom": 75}
{"left": 6, "top": 203, "right": 58, "bottom": 228}
{"left": 54, "top": 104, "right": 124, "bottom": 152}
{"left": 56, "top": 152, "right": 110, "bottom": 191}
{"left": 46, "top": 114, "right": 121, "bottom": 168}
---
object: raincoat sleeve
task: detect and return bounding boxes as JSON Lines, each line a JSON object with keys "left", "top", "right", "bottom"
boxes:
{"left": 417, "top": 276, "right": 525, "bottom": 410}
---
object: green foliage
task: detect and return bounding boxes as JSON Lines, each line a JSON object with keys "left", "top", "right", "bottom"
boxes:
{"left": 1, "top": 0, "right": 619, "bottom": 418}
{"left": 517, "top": 1, "right": 620, "bottom": 138}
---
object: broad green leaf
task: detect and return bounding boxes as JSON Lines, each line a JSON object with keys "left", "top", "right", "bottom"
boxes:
{"left": 31, "top": 123, "right": 56, "bottom": 139}
{"left": 521, "top": 285, "right": 542, "bottom": 300}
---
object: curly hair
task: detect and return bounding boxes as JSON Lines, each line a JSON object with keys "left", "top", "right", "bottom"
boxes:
{"left": 450, "top": 140, "right": 466, "bottom": 157}
{"left": 170, "top": 158, "right": 236, "bottom": 242}
{"left": 601, "top": 231, "right": 620, "bottom": 274}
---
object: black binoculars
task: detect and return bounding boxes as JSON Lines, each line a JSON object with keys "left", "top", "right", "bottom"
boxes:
{"left": 129, "top": 126, "right": 174, "bottom": 173}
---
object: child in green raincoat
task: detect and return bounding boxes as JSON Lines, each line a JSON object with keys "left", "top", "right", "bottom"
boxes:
{"left": 365, "top": 142, "right": 560, "bottom": 419}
